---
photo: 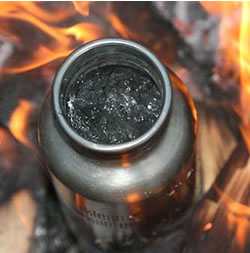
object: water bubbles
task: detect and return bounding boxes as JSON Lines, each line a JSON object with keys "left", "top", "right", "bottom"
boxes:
{"left": 167, "top": 189, "right": 175, "bottom": 196}
{"left": 67, "top": 96, "right": 74, "bottom": 110}
{"left": 65, "top": 65, "right": 162, "bottom": 144}
{"left": 186, "top": 169, "right": 194, "bottom": 180}
{"left": 144, "top": 191, "right": 152, "bottom": 198}
{"left": 100, "top": 117, "right": 107, "bottom": 124}
{"left": 128, "top": 132, "right": 134, "bottom": 139}
{"left": 125, "top": 86, "right": 131, "bottom": 92}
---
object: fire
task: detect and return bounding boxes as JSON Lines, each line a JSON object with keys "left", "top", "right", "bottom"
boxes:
{"left": 12, "top": 190, "right": 36, "bottom": 235}
{"left": 0, "top": 1, "right": 105, "bottom": 74}
{"left": 239, "top": 2, "right": 250, "bottom": 124}
{"left": 8, "top": 99, "right": 34, "bottom": 150}
{"left": 109, "top": 14, "right": 137, "bottom": 40}
{"left": 0, "top": 127, "right": 17, "bottom": 168}
{"left": 237, "top": 2, "right": 250, "bottom": 151}
{"left": 73, "top": 1, "right": 90, "bottom": 16}
{"left": 201, "top": 2, "right": 241, "bottom": 79}
{"left": 215, "top": 183, "right": 250, "bottom": 251}
{"left": 1, "top": 2, "right": 250, "bottom": 250}
{"left": 200, "top": 2, "right": 250, "bottom": 250}
{"left": 201, "top": 2, "right": 250, "bottom": 149}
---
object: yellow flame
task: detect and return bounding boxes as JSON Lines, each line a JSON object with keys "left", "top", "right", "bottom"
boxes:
{"left": 200, "top": 1, "right": 244, "bottom": 86}
{"left": 240, "top": 2, "right": 250, "bottom": 124}
{"left": 201, "top": 2, "right": 250, "bottom": 152}
{"left": 237, "top": 2, "right": 250, "bottom": 151}
{"left": 200, "top": 4, "right": 250, "bottom": 250}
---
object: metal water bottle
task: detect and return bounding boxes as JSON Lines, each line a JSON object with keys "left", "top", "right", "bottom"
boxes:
{"left": 38, "top": 38, "right": 198, "bottom": 252}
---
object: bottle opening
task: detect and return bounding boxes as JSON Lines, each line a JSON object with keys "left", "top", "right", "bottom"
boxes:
{"left": 53, "top": 38, "right": 172, "bottom": 153}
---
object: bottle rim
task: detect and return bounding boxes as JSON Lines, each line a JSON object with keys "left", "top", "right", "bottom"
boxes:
{"left": 52, "top": 38, "right": 172, "bottom": 154}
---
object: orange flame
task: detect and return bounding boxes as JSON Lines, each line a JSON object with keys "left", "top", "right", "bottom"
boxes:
{"left": 201, "top": 2, "right": 241, "bottom": 78}
{"left": 12, "top": 190, "right": 35, "bottom": 235}
{"left": 109, "top": 13, "right": 137, "bottom": 40}
{"left": 0, "top": 2, "right": 76, "bottom": 23}
{"left": 238, "top": 2, "right": 250, "bottom": 151}
{"left": 73, "top": 1, "right": 90, "bottom": 16}
{"left": 201, "top": 2, "right": 250, "bottom": 152}
{"left": 215, "top": 184, "right": 250, "bottom": 251}
{"left": 8, "top": 99, "right": 34, "bottom": 150}
{"left": 0, "top": 127, "right": 17, "bottom": 168}
{"left": 0, "top": 1, "right": 105, "bottom": 73}
{"left": 239, "top": 2, "right": 250, "bottom": 124}
{"left": 201, "top": 3, "right": 250, "bottom": 250}
{"left": 228, "top": 212, "right": 249, "bottom": 251}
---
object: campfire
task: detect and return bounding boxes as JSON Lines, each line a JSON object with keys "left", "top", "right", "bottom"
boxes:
{"left": 0, "top": 2, "right": 250, "bottom": 253}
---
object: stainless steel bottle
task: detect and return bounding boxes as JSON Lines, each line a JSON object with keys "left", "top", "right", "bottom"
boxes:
{"left": 38, "top": 38, "right": 198, "bottom": 252}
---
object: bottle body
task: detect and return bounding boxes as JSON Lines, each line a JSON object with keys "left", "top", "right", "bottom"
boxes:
{"left": 38, "top": 38, "right": 198, "bottom": 252}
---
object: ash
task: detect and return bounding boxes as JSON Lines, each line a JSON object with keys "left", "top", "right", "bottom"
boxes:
{"left": 65, "top": 65, "right": 162, "bottom": 144}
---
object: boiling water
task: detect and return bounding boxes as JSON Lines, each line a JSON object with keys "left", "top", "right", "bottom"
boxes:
{"left": 65, "top": 65, "right": 162, "bottom": 144}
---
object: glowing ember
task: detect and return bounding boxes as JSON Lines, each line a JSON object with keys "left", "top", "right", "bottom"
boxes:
{"left": 8, "top": 99, "right": 34, "bottom": 150}
{"left": 203, "top": 222, "right": 213, "bottom": 232}
{"left": 127, "top": 193, "right": 141, "bottom": 203}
